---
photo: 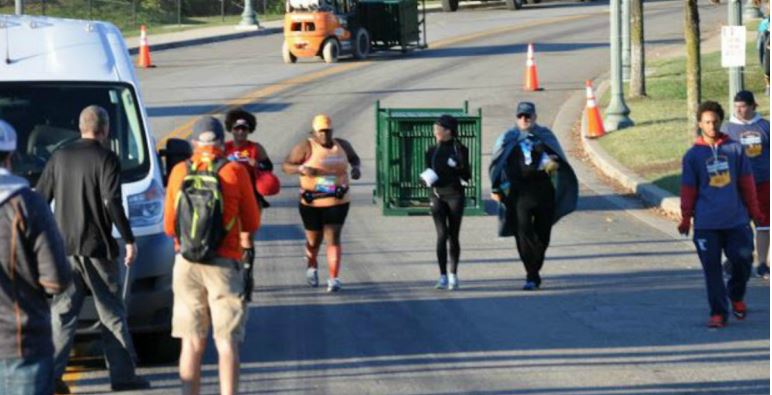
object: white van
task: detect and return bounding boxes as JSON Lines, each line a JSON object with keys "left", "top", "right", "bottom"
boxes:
{"left": 0, "top": 15, "right": 183, "bottom": 362}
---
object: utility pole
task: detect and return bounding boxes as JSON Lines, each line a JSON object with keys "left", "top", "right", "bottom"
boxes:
{"left": 15, "top": 0, "right": 23, "bottom": 15}
{"left": 238, "top": 0, "right": 260, "bottom": 29}
{"left": 622, "top": 0, "right": 631, "bottom": 82}
{"left": 605, "top": 0, "right": 634, "bottom": 132}
{"left": 728, "top": 0, "right": 744, "bottom": 108}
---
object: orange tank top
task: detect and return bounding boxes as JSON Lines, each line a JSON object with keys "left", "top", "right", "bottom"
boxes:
{"left": 299, "top": 138, "right": 350, "bottom": 207}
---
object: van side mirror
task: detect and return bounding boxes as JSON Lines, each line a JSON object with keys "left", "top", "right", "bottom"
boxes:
{"left": 158, "top": 138, "right": 192, "bottom": 186}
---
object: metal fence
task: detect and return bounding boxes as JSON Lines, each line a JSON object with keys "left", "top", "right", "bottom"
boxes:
{"left": 0, "top": 0, "right": 284, "bottom": 32}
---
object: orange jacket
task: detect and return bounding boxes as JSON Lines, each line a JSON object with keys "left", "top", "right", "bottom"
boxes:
{"left": 163, "top": 146, "right": 261, "bottom": 261}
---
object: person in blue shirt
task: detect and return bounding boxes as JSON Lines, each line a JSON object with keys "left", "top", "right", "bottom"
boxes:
{"left": 680, "top": 101, "right": 766, "bottom": 328}
{"left": 721, "top": 90, "right": 770, "bottom": 279}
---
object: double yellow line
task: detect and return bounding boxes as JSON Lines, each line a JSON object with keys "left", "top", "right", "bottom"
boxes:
{"left": 156, "top": 11, "right": 596, "bottom": 149}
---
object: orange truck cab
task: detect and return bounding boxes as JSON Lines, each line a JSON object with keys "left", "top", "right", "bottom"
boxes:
{"left": 283, "top": 0, "right": 371, "bottom": 63}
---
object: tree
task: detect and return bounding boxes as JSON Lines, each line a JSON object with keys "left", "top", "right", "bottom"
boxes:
{"left": 685, "top": 0, "right": 701, "bottom": 131}
{"left": 630, "top": 0, "right": 646, "bottom": 97}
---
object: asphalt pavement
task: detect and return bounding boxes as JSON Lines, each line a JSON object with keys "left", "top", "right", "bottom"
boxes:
{"left": 70, "top": 1, "right": 770, "bottom": 393}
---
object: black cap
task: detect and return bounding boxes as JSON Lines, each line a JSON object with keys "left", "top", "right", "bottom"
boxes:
{"left": 435, "top": 114, "right": 458, "bottom": 134}
{"left": 192, "top": 116, "right": 225, "bottom": 145}
{"left": 733, "top": 90, "right": 756, "bottom": 106}
{"left": 516, "top": 101, "right": 536, "bottom": 117}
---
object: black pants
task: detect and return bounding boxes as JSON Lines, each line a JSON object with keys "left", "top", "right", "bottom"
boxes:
{"left": 430, "top": 194, "right": 465, "bottom": 275}
{"left": 507, "top": 179, "right": 555, "bottom": 285}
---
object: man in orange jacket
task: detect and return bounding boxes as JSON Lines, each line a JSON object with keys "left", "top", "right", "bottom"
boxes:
{"left": 164, "top": 116, "right": 260, "bottom": 395}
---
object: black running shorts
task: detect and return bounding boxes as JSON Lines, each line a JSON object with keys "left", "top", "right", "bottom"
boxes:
{"left": 298, "top": 203, "right": 350, "bottom": 231}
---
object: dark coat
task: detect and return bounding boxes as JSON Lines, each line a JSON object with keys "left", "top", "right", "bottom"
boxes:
{"left": 489, "top": 125, "right": 579, "bottom": 237}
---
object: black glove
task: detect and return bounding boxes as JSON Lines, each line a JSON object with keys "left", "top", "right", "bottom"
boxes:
{"left": 257, "top": 159, "right": 274, "bottom": 172}
{"left": 241, "top": 247, "right": 255, "bottom": 302}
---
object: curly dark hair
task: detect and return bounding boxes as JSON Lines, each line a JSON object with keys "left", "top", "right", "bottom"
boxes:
{"left": 224, "top": 108, "right": 257, "bottom": 133}
{"left": 697, "top": 101, "right": 725, "bottom": 123}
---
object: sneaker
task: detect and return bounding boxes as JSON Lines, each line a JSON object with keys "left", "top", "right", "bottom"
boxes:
{"left": 54, "top": 379, "right": 70, "bottom": 395}
{"left": 111, "top": 376, "right": 151, "bottom": 391}
{"left": 448, "top": 273, "right": 459, "bottom": 290}
{"left": 707, "top": 314, "right": 727, "bottom": 328}
{"left": 522, "top": 281, "right": 539, "bottom": 291}
{"left": 435, "top": 275, "right": 448, "bottom": 290}
{"left": 732, "top": 301, "right": 747, "bottom": 320}
{"left": 327, "top": 278, "right": 341, "bottom": 292}
{"left": 306, "top": 268, "right": 319, "bottom": 287}
{"left": 756, "top": 264, "right": 770, "bottom": 279}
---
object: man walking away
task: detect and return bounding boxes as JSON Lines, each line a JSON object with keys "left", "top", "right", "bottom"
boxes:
{"left": 0, "top": 120, "right": 71, "bottom": 395}
{"left": 721, "top": 91, "right": 770, "bottom": 279}
{"left": 36, "top": 106, "right": 149, "bottom": 392}
{"left": 164, "top": 116, "right": 261, "bottom": 395}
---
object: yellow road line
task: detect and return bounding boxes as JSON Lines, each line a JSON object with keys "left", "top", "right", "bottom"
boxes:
{"left": 155, "top": 11, "right": 601, "bottom": 149}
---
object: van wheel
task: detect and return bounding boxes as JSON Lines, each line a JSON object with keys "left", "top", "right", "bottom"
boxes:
{"left": 441, "top": 0, "right": 459, "bottom": 11}
{"left": 282, "top": 41, "right": 297, "bottom": 64}
{"left": 322, "top": 39, "right": 340, "bottom": 63}
{"left": 505, "top": 0, "right": 523, "bottom": 9}
{"left": 352, "top": 28, "right": 371, "bottom": 60}
{"left": 134, "top": 332, "right": 181, "bottom": 365}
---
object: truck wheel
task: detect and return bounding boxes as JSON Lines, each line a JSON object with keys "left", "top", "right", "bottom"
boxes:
{"left": 282, "top": 41, "right": 297, "bottom": 64}
{"left": 505, "top": 0, "right": 523, "bottom": 9}
{"left": 441, "top": 0, "right": 459, "bottom": 12}
{"left": 134, "top": 332, "right": 181, "bottom": 365}
{"left": 352, "top": 28, "right": 371, "bottom": 60}
{"left": 322, "top": 38, "right": 340, "bottom": 64}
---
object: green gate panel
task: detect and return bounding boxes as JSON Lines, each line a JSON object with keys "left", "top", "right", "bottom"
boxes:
{"left": 374, "top": 101, "right": 484, "bottom": 216}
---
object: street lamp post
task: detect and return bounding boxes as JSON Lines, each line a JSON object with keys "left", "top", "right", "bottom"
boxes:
{"left": 238, "top": 0, "right": 260, "bottom": 29}
{"left": 15, "top": 0, "right": 23, "bottom": 15}
{"left": 605, "top": 0, "right": 634, "bottom": 132}
{"left": 729, "top": 0, "right": 744, "bottom": 107}
{"left": 622, "top": 0, "right": 631, "bottom": 82}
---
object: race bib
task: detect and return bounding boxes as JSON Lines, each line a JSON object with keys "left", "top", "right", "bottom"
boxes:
{"left": 706, "top": 156, "right": 731, "bottom": 188}
{"left": 740, "top": 131, "right": 763, "bottom": 158}
{"left": 227, "top": 150, "right": 251, "bottom": 163}
{"left": 313, "top": 176, "right": 338, "bottom": 193}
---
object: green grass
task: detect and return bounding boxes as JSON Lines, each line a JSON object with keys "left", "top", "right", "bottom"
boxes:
{"left": 597, "top": 27, "right": 770, "bottom": 195}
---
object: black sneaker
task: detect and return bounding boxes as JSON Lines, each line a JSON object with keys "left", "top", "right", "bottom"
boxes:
{"left": 111, "top": 376, "right": 151, "bottom": 391}
{"left": 522, "top": 281, "right": 539, "bottom": 291}
{"left": 756, "top": 264, "right": 770, "bottom": 279}
{"left": 54, "top": 379, "right": 71, "bottom": 395}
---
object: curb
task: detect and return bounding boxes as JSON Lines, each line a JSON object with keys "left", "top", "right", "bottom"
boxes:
{"left": 577, "top": 79, "right": 681, "bottom": 218}
{"left": 125, "top": 1, "right": 505, "bottom": 55}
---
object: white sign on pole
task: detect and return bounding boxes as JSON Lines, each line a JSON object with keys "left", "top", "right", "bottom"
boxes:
{"left": 721, "top": 26, "right": 746, "bottom": 68}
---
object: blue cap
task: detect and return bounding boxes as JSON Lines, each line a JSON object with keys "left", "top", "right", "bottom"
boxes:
{"left": 0, "top": 120, "right": 17, "bottom": 152}
{"left": 516, "top": 101, "right": 536, "bottom": 117}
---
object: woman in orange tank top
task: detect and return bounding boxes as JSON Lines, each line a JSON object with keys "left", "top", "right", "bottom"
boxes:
{"left": 282, "top": 114, "right": 361, "bottom": 292}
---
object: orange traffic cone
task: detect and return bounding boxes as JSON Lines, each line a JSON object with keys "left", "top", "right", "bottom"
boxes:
{"left": 137, "top": 25, "right": 155, "bottom": 68}
{"left": 584, "top": 80, "right": 605, "bottom": 139}
{"left": 524, "top": 43, "right": 541, "bottom": 91}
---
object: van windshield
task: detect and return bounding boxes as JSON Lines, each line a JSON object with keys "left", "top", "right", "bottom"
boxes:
{"left": 0, "top": 82, "right": 150, "bottom": 184}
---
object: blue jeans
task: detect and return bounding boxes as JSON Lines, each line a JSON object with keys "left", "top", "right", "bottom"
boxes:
{"left": 0, "top": 356, "right": 54, "bottom": 395}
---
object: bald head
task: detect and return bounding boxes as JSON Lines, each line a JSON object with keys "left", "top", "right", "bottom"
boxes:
{"left": 79, "top": 105, "right": 110, "bottom": 141}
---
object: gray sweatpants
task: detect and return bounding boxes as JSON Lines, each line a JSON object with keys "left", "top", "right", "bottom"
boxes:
{"left": 51, "top": 256, "right": 137, "bottom": 384}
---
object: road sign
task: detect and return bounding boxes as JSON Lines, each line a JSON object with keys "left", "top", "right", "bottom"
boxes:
{"left": 721, "top": 25, "right": 746, "bottom": 68}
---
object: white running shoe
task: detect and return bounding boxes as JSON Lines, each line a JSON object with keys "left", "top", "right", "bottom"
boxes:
{"left": 327, "top": 278, "right": 341, "bottom": 292}
{"left": 435, "top": 275, "right": 448, "bottom": 289}
{"left": 448, "top": 273, "right": 459, "bottom": 290}
{"left": 306, "top": 268, "right": 319, "bottom": 287}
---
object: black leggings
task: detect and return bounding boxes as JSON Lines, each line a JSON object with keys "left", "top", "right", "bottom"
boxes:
{"left": 430, "top": 194, "right": 465, "bottom": 275}
{"left": 507, "top": 179, "right": 555, "bottom": 285}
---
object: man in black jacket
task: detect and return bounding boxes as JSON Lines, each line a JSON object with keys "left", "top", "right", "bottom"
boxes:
{"left": 36, "top": 106, "right": 150, "bottom": 392}
{"left": 0, "top": 119, "right": 71, "bottom": 395}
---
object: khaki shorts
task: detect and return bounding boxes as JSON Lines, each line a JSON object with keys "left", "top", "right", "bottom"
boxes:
{"left": 171, "top": 255, "right": 247, "bottom": 342}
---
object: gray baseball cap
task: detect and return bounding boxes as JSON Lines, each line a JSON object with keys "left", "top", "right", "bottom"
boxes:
{"left": 0, "top": 120, "right": 17, "bottom": 152}
{"left": 516, "top": 101, "right": 536, "bottom": 117}
{"left": 192, "top": 116, "right": 225, "bottom": 145}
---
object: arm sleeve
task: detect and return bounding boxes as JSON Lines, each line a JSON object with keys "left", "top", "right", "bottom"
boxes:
{"left": 680, "top": 153, "right": 698, "bottom": 221}
{"left": 336, "top": 139, "right": 361, "bottom": 167}
{"left": 256, "top": 143, "right": 274, "bottom": 171}
{"left": 34, "top": 156, "right": 55, "bottom": 203}
{"left": 27, "top": 193, "right": 71, "bottom": 294}
{"left": 101, "top": 155, "right": 134, "bottom": 243}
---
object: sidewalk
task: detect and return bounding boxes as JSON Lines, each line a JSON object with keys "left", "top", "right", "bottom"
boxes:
{"left": 125, "top": 1, "right": 493, "bottom": 54}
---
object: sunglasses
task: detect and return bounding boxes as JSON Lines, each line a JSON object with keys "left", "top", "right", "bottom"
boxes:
{"left": 517, "top": 114, "right": 532, "bottom": 120}
{"left": 233, "top": 125, "right": 250, "bottom": 131}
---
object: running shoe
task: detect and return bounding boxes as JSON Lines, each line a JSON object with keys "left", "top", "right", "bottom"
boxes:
{"left": 327, "top": 278, "right": 341, "bottom": 292}
{"left": 448, "top": 273, "right": 459, "bottom": 290}
{"left": 707, "top": 314, "right": 727, "bottom": 328}
{"left": 522, "top": 281, "right": 539, "bottom": 291}
{"left": 435, "top": 275, "right": 448, "bottom": 290}
{"left": 306, "top": 268, "right": 319, "bottom": 287}
{"left": 732, "top": 301, "right": 747, "bottom": 320}
{"left": 756, "top": 264, "right": 770, "bottom": 279}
